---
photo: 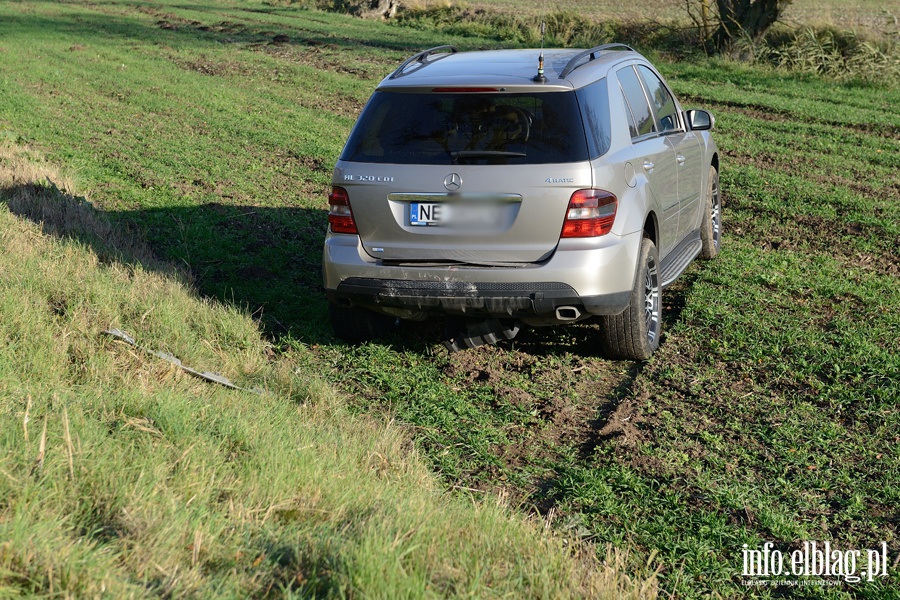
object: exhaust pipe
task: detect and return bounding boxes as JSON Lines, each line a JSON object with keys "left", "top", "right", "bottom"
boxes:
{"left": 555, "top": 306, "right": 582, "bottom": 321}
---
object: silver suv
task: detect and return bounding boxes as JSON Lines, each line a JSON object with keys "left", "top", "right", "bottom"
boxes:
{"left": 323, "top": 44, "right": 720, "bottom": 359}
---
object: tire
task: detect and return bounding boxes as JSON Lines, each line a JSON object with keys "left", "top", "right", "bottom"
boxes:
{"left": 600, "top": 237, "right": 661, "bottom": 361}
{"left": 700, "top": 165, "right": 721, "bottom": 259}
{"left": 329, "top": 303, "right": 396, "bottom": 343}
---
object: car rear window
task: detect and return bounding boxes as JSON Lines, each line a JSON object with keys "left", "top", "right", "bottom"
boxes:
{"left": 341, "top": 90, "right": 595, "bottom": 165}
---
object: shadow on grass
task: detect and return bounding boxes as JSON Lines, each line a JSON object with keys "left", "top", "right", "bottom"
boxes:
{"left": 3, "top": 180, "right": 700, "bottom": 356}
{"left": 1, "top": 181, "right": 332, "bottom": 340}
{"left": 127, "top": 201, "right": 331, "bottom": 339}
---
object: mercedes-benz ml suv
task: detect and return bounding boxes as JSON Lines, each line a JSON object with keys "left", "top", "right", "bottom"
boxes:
{"left": 323, "top": 44, "right": 720, "bottom": 359}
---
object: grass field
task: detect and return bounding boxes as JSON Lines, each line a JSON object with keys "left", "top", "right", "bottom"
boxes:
{"left": 0, "top": 3, "right": 652, "bottom": 597}
{"left": 1, "top": 0, "right": 899, "bottom": 597}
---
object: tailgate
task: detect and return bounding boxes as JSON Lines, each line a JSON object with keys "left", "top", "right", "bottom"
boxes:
{"left": 337, "top": 162, "right": 592, "bottom": 264}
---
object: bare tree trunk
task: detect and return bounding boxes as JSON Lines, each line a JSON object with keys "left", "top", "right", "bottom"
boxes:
{"left": 361, "top": 0, "right": 399, "bottom": 19}
{"left": 701, "top": 0, "right": 712, "bottom": 42}
{"left": 324, "top": 0, "right": 400, "bottom": 19}
{"left": 713, "top": 0, "right": 790, "bottom": 49}
{"left": 682, "top": 0, "right": 718, "bottom": 50}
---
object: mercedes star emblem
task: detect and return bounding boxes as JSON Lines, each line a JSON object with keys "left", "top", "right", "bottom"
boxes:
{"left": 443, "top": 173, "right": 462, "bottom": 192}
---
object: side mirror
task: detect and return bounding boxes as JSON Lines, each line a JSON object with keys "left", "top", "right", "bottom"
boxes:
{"left": 687, "top": 109, "right": 715, "bottom": 131}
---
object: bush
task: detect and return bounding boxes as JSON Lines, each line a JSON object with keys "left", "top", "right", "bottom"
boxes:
{"left": 753, "top": 26, "right": 900, "bottom": 83}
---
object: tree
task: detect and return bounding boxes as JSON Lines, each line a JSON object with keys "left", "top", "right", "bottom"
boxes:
{"left": 686, "top": 0, "right": 792, "bottom": 51}
{"left": 323, "top": 0, "right": 399, "bottom": 19}
{"left": 360, "top": 0, "right": 399, "bottom": 20}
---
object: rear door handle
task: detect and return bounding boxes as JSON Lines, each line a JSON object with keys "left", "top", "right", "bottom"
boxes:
{"left": 676, "top": 154, "right": 686, "bottom": 166}
{"left": 643, "top": 160, "right": 655, "bottom": 172}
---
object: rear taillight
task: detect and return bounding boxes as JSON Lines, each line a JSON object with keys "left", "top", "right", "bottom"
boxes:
{"left": 560, "top": 189, "right": 617, "bottom": 238}
{"left": 328, "top": 186, "right": 358, "bottom": 235}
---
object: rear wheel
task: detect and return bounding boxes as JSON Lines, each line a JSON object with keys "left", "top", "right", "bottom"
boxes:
{"left": 329, "top": 303, "right": 396, "bottom": 342}
{"left": 600, "top": 237, "right": 661, "bottom": 361}
{"left": 700, "top": 165, "right": 721, "bottom": 259}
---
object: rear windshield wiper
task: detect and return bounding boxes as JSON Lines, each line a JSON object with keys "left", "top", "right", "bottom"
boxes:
{"left": 450, "top": 151, "right": 527, "bottom": 159}
{"left": 450, "top": 150, "right": 527, "bottom": 164}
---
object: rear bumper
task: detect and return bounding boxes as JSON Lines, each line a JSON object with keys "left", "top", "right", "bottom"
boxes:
{"left": 322, "top": 231, "right": 640, "bottom": 320}
{"left": 326, "top": 277, "right": 630, "bottom": 318}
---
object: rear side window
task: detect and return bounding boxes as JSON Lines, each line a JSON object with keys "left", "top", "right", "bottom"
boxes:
{"left": 616, "top": 66, "right": 655, "bottom": 138}
{"left": 341, "top": 91, "right": 590, "bottom": 165}
{"left": 575, "top": 78, "right": 612, "bottom": 159}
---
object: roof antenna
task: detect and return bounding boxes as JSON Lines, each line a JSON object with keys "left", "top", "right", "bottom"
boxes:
{"left": 533, "top": 21, "right": 547, "bottom": 83}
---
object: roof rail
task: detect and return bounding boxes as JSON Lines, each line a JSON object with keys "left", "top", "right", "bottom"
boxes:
{"left": 559, "top": 44, "right": 634, "bottom": 79}
{"left": 389, "top": 45, "right": 460, "bottom": 80}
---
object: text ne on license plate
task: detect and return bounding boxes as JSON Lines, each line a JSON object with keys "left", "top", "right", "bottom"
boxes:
{"left": 410, "top": 202, "right": 445, "bottom": 226}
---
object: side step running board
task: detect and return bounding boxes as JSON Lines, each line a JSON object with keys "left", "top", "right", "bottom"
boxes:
{"left": 660, "top": 236, "right": 702, "bottom": 288}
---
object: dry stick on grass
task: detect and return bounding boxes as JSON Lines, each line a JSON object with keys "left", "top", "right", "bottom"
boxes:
{"left": 23, "top": 395, "right": 31, "bottom": 442}
{"left": 192, "top": 529, "right": 202, "bottom": 567}
{"left": 63, "top": 407, "right": 75, "bottom": 480}
{"left": 32, "top": 416, "right": 48, "bottom": 477}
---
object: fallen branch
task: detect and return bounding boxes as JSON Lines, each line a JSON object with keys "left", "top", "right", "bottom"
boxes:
{"left": 102, "top": 328, "right": 261, "bottom": 394}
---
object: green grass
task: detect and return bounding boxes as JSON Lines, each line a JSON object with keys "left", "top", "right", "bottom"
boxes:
{"left": 0, "top": 4, "right": 652, "bottom": 596}
{"left": 1, "top": 0, "right": 899, "bottom": 598}
{"left": 0, "top": 147, "right": 646, "bottom": 597}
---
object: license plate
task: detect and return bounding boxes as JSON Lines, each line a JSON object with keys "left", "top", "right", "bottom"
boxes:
{"left": 410, "top": 202, "right": 504, "bottom": 228}
{"left": 410, "top": 202, "right": 446, "bottom": 226}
